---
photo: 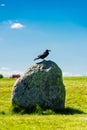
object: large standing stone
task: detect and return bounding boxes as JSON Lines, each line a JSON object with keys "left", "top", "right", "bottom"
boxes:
{"left": 12, "top": 60, "right": 66, "bottom": 111}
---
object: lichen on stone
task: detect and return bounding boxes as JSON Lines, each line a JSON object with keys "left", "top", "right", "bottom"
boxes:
{"left": 12, "top": 60, "right": 66, "bottom": 111}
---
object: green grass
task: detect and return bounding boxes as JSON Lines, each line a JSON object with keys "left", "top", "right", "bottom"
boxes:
{"left": 0, "top": 77, "right": 87, "bottom": 130}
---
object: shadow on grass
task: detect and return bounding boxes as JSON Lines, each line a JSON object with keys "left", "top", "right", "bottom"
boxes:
{"left": 54, "top": 107, "right": 85, "bottom": 115}
{"left": 11, "top": 104, "right": 85, "bottom": 115}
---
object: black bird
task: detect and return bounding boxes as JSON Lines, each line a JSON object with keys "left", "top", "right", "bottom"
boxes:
{"left": 34, "top": 49, "right": 51, "bottom": 61}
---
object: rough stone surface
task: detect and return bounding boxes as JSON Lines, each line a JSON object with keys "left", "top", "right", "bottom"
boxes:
{"left": 12, "top": 60, "right": 66, "bottom": 111}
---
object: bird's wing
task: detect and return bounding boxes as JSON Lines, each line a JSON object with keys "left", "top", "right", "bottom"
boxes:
{"left": 37, "top": 53, "right": 43, "bottom": 58}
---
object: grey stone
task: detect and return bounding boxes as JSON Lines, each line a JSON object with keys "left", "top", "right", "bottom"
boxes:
{"left": 12, "top": 60, "right": 66, "bottom": 111}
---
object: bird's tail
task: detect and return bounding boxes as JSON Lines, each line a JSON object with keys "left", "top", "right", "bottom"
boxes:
{"left": 34, "top": 57, "right": 40, "bottom": 61}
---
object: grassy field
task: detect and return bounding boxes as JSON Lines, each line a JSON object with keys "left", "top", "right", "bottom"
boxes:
{"left": 0, "top": 77, "right": 87, "bottom": 130}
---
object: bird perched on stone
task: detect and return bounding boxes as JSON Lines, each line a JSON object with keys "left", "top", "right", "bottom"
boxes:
{"left": 34, "top": 49, "right": 51, "bottom": 61}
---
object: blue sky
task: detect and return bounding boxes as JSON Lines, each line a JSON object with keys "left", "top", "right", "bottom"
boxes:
{"left": 0, "top": 0, "right": 87, "bottom": 76}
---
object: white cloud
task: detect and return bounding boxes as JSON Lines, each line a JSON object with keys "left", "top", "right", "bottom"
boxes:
{"left": 1, "top": 67, "right": 11, "bottom": 71}
{"left": 10, "top": 23, "right": 24, "bottom": 29}
{"left": 63, "top": 72, "right": 82, "bottom": 76}
{"left": 1, "top": 21, "right": 25, "bottom": 30}
{"left": 0, "top": 3, "right": 5, "bottom": 7}
{"left": 0, "top": 67, "right": 23, "bottom": 77}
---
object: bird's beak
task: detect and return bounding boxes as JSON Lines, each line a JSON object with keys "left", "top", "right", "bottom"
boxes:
{"left": 48, "top": 50, "right": 51, "bottom": 52}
